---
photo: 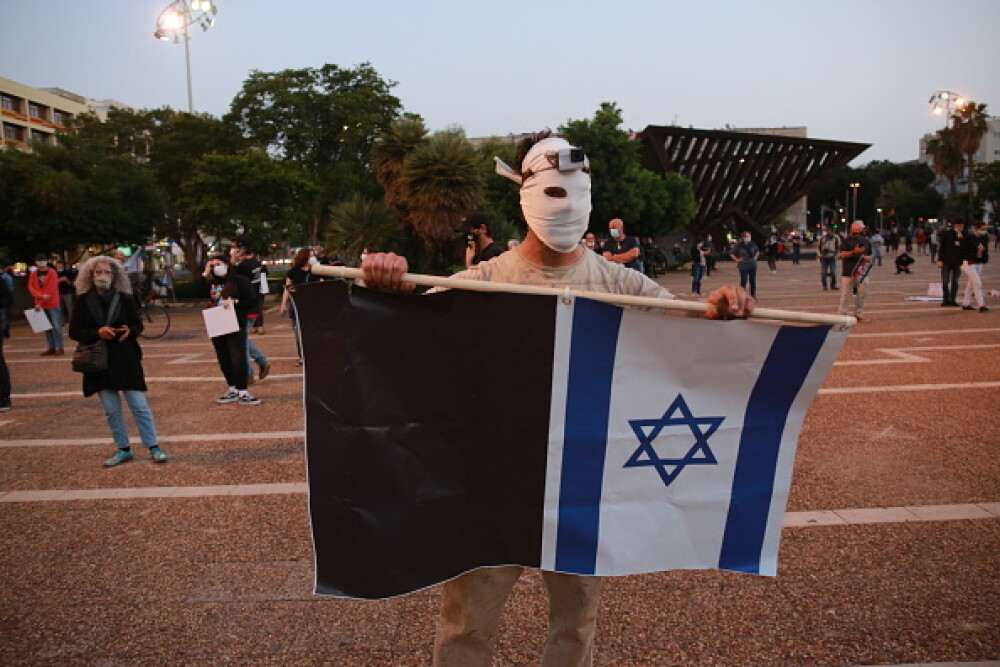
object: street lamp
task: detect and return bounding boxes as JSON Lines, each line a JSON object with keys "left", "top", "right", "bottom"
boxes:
{"left": 154, "top": 0, "right": 218, "bottom": 114}
{"left": 849, "top": 182, "right": 860, "bottom": 222}
{"left": 928, "top": 90, "right": 966, "bottom": 128}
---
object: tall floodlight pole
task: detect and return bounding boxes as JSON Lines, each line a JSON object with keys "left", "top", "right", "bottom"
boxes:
{"left": 928, "top": 90, "right": 965, "bottom": 129}
{"left": 154, "top": 1, "right": 218, "bottom": 114}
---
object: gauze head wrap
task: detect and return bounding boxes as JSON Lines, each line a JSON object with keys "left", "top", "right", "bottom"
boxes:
{"left": 496, "top": 137, "right": 592, "bottom": 253}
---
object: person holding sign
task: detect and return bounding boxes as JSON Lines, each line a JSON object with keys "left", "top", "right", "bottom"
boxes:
{"left": 68, "top": 257, "right": 168, "bottom": 467}
{"left": 203, "top": 255, "right": 262, "bottom": 406}
{"left": 27, "top": 254, "right": 65, "bottom": 356}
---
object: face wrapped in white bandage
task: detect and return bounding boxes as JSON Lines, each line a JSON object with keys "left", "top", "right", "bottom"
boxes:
{"left": 495, "top": 137, "right": 592, "bottom": 254}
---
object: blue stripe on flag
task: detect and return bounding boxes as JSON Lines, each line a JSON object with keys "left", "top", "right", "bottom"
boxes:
{"left": 718, "top": 324, "right": 831, "bottom": 574}
{"left": 555, "top": 298, "right": 623, "bottom": 574}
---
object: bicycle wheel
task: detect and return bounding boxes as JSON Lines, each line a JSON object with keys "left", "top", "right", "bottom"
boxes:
{"left": 139, "top": 304, "right": 171, "bottom": 339}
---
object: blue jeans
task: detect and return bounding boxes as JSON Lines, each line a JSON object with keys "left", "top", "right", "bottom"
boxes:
{"left": 690, "top": 264, "right": 705, "bottom": 294}
{"left": 98, "top": 390, "right": 159, "bottom": 450}
{"left": 244, "top": 322, "right": 267, "bottom": 379}
{"left": 42, "top": 308, "right": 64, "bottom": 350}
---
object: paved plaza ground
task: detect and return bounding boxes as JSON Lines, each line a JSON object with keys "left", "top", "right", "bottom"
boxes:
{"left": 1, "top": 252, "right": 998, "bottom": 665}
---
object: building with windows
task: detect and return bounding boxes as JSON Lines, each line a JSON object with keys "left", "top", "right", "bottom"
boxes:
{"left": 1, "top": 76, "right": 131, "bottom": 151}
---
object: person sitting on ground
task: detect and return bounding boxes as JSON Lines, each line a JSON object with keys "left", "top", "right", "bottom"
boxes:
{"left": 894, "top": 251, "right": 915, "bottom": 274}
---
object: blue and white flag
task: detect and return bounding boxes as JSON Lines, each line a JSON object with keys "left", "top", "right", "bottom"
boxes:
{"left": 293, "top": 281, "right": 846, "bottom": 600}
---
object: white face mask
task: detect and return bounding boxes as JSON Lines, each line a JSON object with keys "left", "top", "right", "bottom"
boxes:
{"left": 308, "top": 256, "right": 319, "bottom": 266}
{"left": 360, "top": 253, "right": 368, "bottom": 261}
{"left": 609, "top": 229, "right": 621, "bottom": 239}
{"left": 519, "top": 138, "right": 591, "bottom": 253}
{"left": 742, "top": 236, "right": 751, "bottom": 243}
{"left": 94, "top": 276, "right": 112, "bottom": 289}
{"left": 37, "top": 261, "right": 48, "bottom": 268}
{"left": 213, "top": 264, "right": 228, "bottom": 278}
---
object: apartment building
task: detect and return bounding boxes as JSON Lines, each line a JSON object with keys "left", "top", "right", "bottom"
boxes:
{"left": 1, "top": 76, "right": 131, "bottom": 151}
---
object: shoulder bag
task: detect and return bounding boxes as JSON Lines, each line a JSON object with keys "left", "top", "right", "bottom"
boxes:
{"left": 72, "top": 292, "right": 120, "bottom": 374}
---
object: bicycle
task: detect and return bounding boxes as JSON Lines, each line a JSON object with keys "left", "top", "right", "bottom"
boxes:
{"left": 137, "top": 287, "right": 171, "bottom": 339}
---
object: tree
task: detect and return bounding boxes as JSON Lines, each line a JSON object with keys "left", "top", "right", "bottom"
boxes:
{"left": 925, "top": 127, "right": 964, "bottom": 196}
{"left": 973, "top": 161, "right": 1000, "bottom": 225}
{"left": 876, "top": 179, "right": 917, "bottom": 226}
{"left": 227, "top": 63, "right": 403, "bottom": 244}
{"left": 399, "top": 129, "right": 484, "bottom": 252}
{"left": 373, "top": 115, "right": 428, "bottom": 214}
{"left": 560, "top": 102, "right": 695, "bottom": 237}
{"left": 0, "top": 139, "right": 162, "bottom": 260}
{"left": 951, "top": 102, "right": 990, "bottom": 218}
{"left": 473, "top": 137, "right": 521, "bottom": 231}
{"left": 324, "top": 193, "right": 405, "bottom": 262}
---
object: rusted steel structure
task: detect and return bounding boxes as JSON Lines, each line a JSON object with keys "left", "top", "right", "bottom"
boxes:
{"left": 638, "top": 126, "right": 869, "bottom": 237}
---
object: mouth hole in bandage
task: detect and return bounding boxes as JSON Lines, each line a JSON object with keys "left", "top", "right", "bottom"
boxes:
{"left": 544, "top": 186, "right": 568, "bottom": 198}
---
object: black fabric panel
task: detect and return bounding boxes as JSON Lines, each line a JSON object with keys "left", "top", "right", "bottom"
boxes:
{"left": 292, "top": 281, "right": 556, "bottom": 599}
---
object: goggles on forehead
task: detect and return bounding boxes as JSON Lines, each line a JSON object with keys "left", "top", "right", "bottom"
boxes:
{"left": 494, "top": 147, "right": 590, "bottom": 185}
{"left": 522, "top": 148, "right": 590, "bottom": 182}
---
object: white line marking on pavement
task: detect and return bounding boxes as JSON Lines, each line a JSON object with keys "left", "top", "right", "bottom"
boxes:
{"left": 833, "top": 343, "right": 1000, "bottom": 366}
{"left": 0, "top": 420, "right": 14, "bottom": 428}
{"left": 0, "top": 485, "right": 995, "bottom": 530}
{"left": 818, "top": 381, "right": 1000, "bottom": 394}
{"left": 143, "top": 373, "right": 302, "bottom": 382}
{"left": 0, "top": 431, "right": 304, "bottom": 447}
{"left": 848, "top": 327, "right": 1000, "bottom": 338}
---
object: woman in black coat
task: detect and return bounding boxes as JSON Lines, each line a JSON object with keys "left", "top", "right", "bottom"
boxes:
{"left": 203, "top": 254, "right": 262, "bottom": 405}
{"left": 69, "top": 256, "right": 169, "bottom": 467}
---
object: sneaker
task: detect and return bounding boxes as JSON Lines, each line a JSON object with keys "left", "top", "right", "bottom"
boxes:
{"left": 54, "top": 348, "right": 65, "bottom": 356}
{"left": 40, "top": 349, "right": 55, "bottom": 357}
{"left": 150, "top": 446, "right": 170, "bottom": 463}
{"left": 238, "top": 393, "right": 262, "bottom": 406}
{"left": 962, "top": 305, "right": 975, "bottom": 311}
{"left": 0, "top": 402, "right": 10, "bottom": 412}
{"left": 104, "top": 449, "right": 134, "bottom": 467}
{"left": 258, "top": 361, "right": 271, "bottom": 380}
{"left": 217, "top": 390, "right": 239, "bottom": 404}
{"left": 980, "top": 307, "right": 990, "bottom": 312}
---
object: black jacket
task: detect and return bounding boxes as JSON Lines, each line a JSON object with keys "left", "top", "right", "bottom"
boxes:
{"left": 937, "top": 228, "right": 966, "bottom": 267}
{"left": 961, "top": 233, "right": 990, "bottom": 264}
{"left": 69, "top": 288, "right": 147, "bottom": 397}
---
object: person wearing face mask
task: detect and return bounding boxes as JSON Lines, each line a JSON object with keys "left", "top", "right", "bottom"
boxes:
{"left": 959, "top": 222, "right": 990, "bottom": 312}
{"left": 69, "top": 257, "right": 169, "bottom": 466}
{"left": 360, "top": 130, "right": 755, "bottom": 666}
{"left": 27, "top": 253, "right": 65, "bottom": 356}
{"left": 729, "top": 232, "right": 760, "bottom": 298}
{"left": 602, "top": 218, "right": 642, "bottom": 272}
{"left": 936, "top": 220, "right": 966, "bottom": 307}
{"left": 203, "top": 255, "right": 262, "bottom": 405}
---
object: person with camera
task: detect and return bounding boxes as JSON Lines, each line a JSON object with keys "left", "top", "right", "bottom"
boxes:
{"left": 361, "top": 131, "right": 754, "bottom": 666}
{"left": 464, "top": 213, "right": 505, "bottom": 268}
{"left": 69, "top": 256, "right": 168, "bottom": 467}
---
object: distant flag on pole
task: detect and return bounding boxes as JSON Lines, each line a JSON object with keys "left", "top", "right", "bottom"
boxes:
{"left": 292, "top": 281, "right": 846, "bottom": 600}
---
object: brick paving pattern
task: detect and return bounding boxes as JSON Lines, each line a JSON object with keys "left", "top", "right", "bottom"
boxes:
{"left": 1, "top": 254, "right": 997, "bottom": 665}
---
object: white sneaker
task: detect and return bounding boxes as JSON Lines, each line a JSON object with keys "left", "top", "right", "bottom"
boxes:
{"left": 217, "top": 390, "right": 239, "bottom": 404}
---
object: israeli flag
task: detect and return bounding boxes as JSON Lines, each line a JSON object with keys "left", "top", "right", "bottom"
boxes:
{"left": 295, "top": 282, "right": 846, "bottom": 599}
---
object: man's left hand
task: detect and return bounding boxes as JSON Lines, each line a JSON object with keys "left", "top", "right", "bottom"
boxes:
{"left": 704, "top": 286, "right": 755, "bottom": 320}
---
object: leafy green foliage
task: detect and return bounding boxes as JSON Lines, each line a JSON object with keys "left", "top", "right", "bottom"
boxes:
{"left": 325, "top": 193, "right": 405, "bottom": 262}
{"left": 226, "top": 63, "right": 403, "bottom": 243}
{"left": 560, "top": 102, "right": 694, "bottom": 237}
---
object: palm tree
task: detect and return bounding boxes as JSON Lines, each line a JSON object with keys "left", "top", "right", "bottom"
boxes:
{"left": 950, "top": 102, "right": 990, "bottom": 218}
{"left": 325, "top": 193, "right": 404, "bottom": 262}
{"left": 924, "top": 127, "right": 964, "bottom": 197}
{"left": 400, "top": 130, "right": 484, "bottom": 249}
{"left": 876, "top": 179, "right": 916, "bottom": 225}
{"left": 373, "top": 117, "right": 428, "bottom": 212}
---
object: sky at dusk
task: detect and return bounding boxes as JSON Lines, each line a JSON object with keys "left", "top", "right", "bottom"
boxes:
{"left": 3, "top": 0, "right": 998, "bottom": 166}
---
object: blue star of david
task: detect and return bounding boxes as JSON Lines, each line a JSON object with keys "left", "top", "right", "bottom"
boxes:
{"left": 623, "top": 394, "right": 725, "bottom": 487}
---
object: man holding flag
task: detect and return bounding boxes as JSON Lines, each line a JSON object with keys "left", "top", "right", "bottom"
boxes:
{"left": 838, "top": 220, "right": 873, "bottom": 323}
{"left": 361, "top": 131, "right": 755, "bottom": 666}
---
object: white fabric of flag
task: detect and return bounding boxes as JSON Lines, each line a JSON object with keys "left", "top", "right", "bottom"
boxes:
{"left": 540, "top": 297, "right": 846, "bottom": 578}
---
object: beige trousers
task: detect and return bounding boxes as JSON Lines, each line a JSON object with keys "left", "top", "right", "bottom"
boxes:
{"left": 838, "top": 276, "right": 867, "bottom": 316}
{"left": 433, "top": 566, "right": 601, "bottom": 667}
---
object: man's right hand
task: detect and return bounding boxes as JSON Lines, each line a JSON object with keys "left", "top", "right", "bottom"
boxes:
{"left": 360, "top": 253, "right": 416, "bottom": 292}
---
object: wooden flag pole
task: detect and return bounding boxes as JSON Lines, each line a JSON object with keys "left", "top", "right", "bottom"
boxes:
{"left": 310, "top": 265, "right": 856, "bottom": 327}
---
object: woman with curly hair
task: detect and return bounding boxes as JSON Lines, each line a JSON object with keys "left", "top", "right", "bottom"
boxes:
{"left": 69, "top": 256, "right": 169, "bottom": 467}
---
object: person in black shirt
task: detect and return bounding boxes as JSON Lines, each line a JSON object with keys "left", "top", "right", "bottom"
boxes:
{"left": 937, "top": 221, "right": 966, "bottom": 307}
{"left": 894, "top": 251, "right": 915, "bottom": 274}
{"left": 231, "top": 237, "right": 271, "bottom": 382}
{"left": 838, "top": 221, "right": 873, "bottom": 322}
{"left": 204, "top": 255, "right": 262, "bottom": 405}
{"left": 602, "top": 218, "right": 641, "bottom": 271}
{"left": 464, "top": 213, "right": 505, "bottom": 267}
